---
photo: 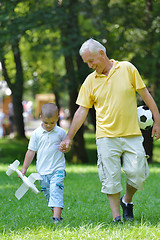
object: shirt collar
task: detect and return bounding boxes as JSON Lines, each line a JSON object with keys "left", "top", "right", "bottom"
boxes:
{"left": 110, "top": 59, "right": 120, "bottom": 69}
{"left": 40, "top": 123, "right": 58, "bottom": 133}
{"left": 95, "top": 59, "right": 120, "bottom": 78}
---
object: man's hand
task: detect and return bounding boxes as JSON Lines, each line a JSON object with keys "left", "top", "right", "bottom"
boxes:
{"left": 152, "top": 121, "right": 160, "bottom": 141}
{"left": 59, "top": 137, "right": 72, "bottom": 153}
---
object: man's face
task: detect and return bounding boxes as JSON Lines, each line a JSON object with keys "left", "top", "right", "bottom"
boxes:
{"left": 82, "top": 49, "right": 106, "bottom": 74}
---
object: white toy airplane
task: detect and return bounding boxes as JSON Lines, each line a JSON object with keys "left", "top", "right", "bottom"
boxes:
{"left": 6, "top": 160, "right": 42, "bottom": 200}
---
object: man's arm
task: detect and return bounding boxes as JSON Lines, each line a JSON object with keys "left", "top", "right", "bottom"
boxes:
{"left": 137, "top": 87, "right": 160, "bottom": 140}
{"left": 59, "top": 106, "right": 89, "bottom": 152}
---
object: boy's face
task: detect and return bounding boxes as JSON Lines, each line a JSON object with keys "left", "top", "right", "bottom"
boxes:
{"left": 41, "top": 114, "right": 59, "bottom": 132}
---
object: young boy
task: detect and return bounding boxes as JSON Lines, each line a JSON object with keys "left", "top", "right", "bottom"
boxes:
{"left": 21, "top": 103, "right": 67, "bottom": 224}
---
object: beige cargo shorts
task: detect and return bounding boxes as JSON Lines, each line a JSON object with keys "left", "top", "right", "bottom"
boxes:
{"left": 96, "top": 136, "right": 150, "bottom": 194}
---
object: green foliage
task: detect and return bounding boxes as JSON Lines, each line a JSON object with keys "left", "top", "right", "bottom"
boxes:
{"left": 0, "top": 0, "right": 160, "bottom": 152}
{"left": 0, "top": 0, "right": 160, "bottom": 96}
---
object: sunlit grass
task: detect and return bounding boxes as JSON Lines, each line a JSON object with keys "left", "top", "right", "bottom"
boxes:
{"left": 2, "top": 223, "right": 160, "bottom": 240}
{"left": 1, "top": 162, "right": 160, "bottom": 239}
{"left": 1, "top": 134, "right": 160, "bottom": 239}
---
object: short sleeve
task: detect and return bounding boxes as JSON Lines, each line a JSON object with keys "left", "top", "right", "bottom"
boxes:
{"left": 130, "top": 64, "right": 146, "bottom": 90}
{"left": 28, "top": 131, "right": 38, "bottom": 152}
{"left": 76, "top": 84, "right": 94, "bottom": 108}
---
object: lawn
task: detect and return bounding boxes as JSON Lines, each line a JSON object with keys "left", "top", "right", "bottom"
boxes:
{"left": 0, "top": 134, "right": 160, "bottom": 239}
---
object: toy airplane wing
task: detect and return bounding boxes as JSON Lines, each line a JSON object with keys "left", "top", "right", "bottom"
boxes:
{"left": 28, "top": 173, "right": 42, "bottom": 183}
{"left": 15, "top": 183, "right": 29, "bottom": 200}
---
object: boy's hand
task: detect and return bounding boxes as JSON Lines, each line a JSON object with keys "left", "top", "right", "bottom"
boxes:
{"left": 18, "top": 168, "right": 27, "bottom": 179}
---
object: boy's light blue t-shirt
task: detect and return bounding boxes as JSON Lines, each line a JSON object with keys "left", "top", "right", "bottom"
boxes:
{"left": 28, "top": 124, "right": 66, "bottom": 175}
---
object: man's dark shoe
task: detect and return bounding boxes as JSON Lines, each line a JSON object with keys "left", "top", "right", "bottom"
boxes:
{"left": 113, "top": 216, "right": 123, "bottom": 224}
{"left": 120, "top": 196, "right": 134, "bottom": 221}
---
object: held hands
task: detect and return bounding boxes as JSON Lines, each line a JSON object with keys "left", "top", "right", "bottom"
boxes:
{"left": 59, "top": 137, "right": 72, "bottom": 153}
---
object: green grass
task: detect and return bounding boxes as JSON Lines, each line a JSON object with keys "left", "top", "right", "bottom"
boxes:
{"left": 0, "top": 138, "right": 29, "bottom": 164}
{"left": 1, "top": 134, "right": 160, "bottom": 239}
{"left": 1, "top": 164, "right": 160, "bottom": 239}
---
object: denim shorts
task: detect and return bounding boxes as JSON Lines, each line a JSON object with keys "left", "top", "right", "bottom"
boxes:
{"left": 39, "top": 170, "right": 66, "bottom": 209}
{"left": 96, "top": 136, "right": 150, "bottom": 194}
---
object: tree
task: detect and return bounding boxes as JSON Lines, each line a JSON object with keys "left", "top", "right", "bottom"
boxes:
{"left": 101, "top": 0, "right": 160, "bottom": 162}
{"left": 54, "top": 0, "right": 90, "bottom": 163}
{"left": 0, "top": 0, "right": 62, "bottom": 138}
{"left": 1, "top": 0, "right": 159, "bottom": 162}
{"left": 132, "top": 0, "right": 160, "bottom": 162}
{"left": 0, "top": 1, "right": 28, "bottom": 138}
{"left": 1, "top": 41, "right": 25, "bottom": 138}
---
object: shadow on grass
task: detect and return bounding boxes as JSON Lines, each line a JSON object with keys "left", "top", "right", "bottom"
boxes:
{"left": 1, "top": 165, "right": 160, "bottom": 234}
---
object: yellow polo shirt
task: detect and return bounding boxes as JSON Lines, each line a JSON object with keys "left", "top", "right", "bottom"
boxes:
{"left": 76, "top": 60, "right": 145, "bottom": 138}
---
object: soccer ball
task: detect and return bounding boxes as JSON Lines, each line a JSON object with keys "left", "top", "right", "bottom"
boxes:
{"left": 137, "top": 106, "right": 154, "bottom": 130}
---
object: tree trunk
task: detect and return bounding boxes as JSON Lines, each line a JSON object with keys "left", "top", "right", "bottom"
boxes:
{"left": 69, "top": 90, "right": 88, "bottom": 163}
{"left": 64, "top": 55, "right": 88, "bottom": 163}
{"left": 12, "top": 93, "right": 25, "bottom": 138}
{"left": 1, "top": 40, "right": 26, "bottom": 139}
{"left": 89, "top": 107, "right": 96, "bottom": 131}
{"left": 58, "top": 0, "right": 89, "bottom": 163}
{"left": 11, "top": 41, "right": 26, "bottom": 138}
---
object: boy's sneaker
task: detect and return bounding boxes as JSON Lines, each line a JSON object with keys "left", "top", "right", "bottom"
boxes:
{"left": 120, "top": 196, "right": 134, "bottom": 221}
{"left": 113, "top": 216, "right": 123, "bottom": 224}
{"left": 52, "top": 217, "right": 63, "bottom": 225}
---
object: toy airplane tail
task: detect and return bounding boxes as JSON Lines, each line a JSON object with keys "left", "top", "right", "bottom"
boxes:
{"left": 6, "top": 160, "right": 20, "bottom": 176}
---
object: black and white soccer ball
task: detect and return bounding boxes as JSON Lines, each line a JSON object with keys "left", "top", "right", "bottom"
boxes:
{"left": 137, "top": 105, "right": 154, "bottom": 130}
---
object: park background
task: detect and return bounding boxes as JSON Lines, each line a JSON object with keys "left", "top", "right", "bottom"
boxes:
{"left": 0, "top": 0, "right": 160, "bottom": 239}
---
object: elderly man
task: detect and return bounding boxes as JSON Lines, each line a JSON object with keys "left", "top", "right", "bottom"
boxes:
{"left": 60, "top": 38, "right": 160, "bottom": 223}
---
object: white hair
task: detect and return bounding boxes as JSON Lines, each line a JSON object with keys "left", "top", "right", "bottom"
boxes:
{"left": 79, "top": 38, "right": 106, "bottom": 56}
